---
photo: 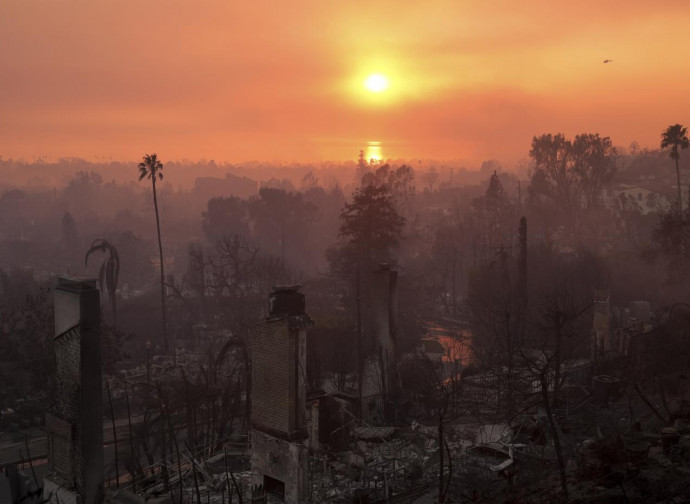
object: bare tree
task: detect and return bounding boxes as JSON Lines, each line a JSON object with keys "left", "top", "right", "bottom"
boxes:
{"left": 518, "top": 257, "right": 595, "bottom": 500}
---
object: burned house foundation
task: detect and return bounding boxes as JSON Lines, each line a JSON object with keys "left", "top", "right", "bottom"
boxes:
{"left": 251, "top": 431, "right": 309, "bottom": 501}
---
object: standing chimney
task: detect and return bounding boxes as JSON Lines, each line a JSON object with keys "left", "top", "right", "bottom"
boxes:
{"left": 44, "top": 276, "right": 103, "bottom": 504}
{"left": 370, "top": 264, "right": 399, "bottom": 395}
{"left": 251, "top": 286, "right": 313, "bottom": 503}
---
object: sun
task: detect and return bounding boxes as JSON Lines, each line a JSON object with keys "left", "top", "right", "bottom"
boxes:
{"left": 364, "top": 74, "right": 389, "bottom": 93}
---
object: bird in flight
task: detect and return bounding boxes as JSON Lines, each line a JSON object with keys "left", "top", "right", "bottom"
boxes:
{"left": 603, "top": 59, "right": 613, "bottom": 63}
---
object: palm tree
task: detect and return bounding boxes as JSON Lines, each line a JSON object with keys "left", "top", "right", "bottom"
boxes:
{"left": 85, "top": 239, "right": 120, "bottom": 326}
{"left": 661, "top": 124, "right": 689, "bottom": 209}
{"left": 138, "top": 153, "right": 169, "bottom": 352}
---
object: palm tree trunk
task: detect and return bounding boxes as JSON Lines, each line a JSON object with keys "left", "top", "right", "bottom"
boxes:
{"left": 676, "top": 157, "right": 682, "bottom": 210}
{"left": 152, "top": 178, "right": 169, "bottom": 353}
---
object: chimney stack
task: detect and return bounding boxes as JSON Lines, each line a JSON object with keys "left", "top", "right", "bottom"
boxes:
{"left": 370, "top": 264, "right": 399, "bottom": 394}
{"left": 44, "top": 276, "right": 103, "bottom": 504}
{"left": 251, "top": 286, "right": 313, "bottom": 503}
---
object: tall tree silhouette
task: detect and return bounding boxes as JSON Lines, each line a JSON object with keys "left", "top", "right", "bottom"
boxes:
{"left": 85, "top": 239, "right": 120, "bottom": 326}
{"left": 337, "top": 184, "right": 405, "bottom": 269}
{"left": 138, "top": 153, "right": 169, "bottom": 352}
{"left": 661, "top": 124, "right": 689, "bottom": 209}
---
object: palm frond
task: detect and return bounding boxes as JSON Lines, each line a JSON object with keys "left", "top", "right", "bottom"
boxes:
{"left": 138, "top": 163, "right": 148, "bottom": 180}
{"left": 138, "top": 153, "right": 164, "bottom": 181}
{"left": 84, "top": 238, "right": 120, "bottom": 300}
{"left": 85, "top": 239, "right": 109, "bottom": 266}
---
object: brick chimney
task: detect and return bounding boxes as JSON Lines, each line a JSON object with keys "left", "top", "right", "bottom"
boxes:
{"left": 251, "top": 286, "right": 313, "bottom": 503}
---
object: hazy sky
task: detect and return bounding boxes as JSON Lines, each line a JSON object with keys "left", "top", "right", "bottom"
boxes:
{"left": 1, "top": 0, "right": 689, "bottom": 166}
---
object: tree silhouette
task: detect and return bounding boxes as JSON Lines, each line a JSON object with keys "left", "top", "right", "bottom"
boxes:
{"left": 529, "top": 133, "right": 577, "bottom": 215}
{"left": 338, "top": 184, "right": 405, "bottom": 269}
{"left": 661, "top": 124, "right": 689, "bottom": 209}
{"left": 329, "top": 183, "right": 405, "bottom": 300}
{"left": 138, "top": 153, "right": 169, "bottom": 352}
{"left": 571, "top": 133, "right": 617, "bottom": 210}
{"left": 85, "top": 239, "right": 120, "bottom": 326}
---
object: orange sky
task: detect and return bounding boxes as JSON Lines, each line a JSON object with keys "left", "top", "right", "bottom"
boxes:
{"left": 1, "top": 0, "right": 689, "bottom": 167}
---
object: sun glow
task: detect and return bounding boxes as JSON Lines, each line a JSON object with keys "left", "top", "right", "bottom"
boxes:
{"left": 365, "top": 141, "right": 383, "bottom": 162}
{"left": 345, "top": 57, "right": 434, "bottom": 107}
{"left": 364, "top": 74, "right": 389, "bottom": 93}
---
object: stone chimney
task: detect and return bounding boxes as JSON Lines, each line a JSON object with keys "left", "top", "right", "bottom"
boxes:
{"left": 44, "top": 276, "right": 103, "bottom": 504}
